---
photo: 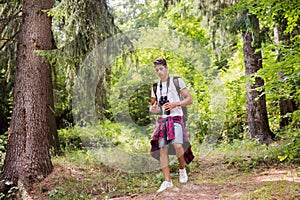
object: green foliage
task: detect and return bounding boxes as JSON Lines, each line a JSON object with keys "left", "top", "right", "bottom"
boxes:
{"left": 48, "top": 188, "right": 67, "bottom": 199}
{"left": 205, "top": 138, "right": 295, "bottom": 171}
{"left": 58, "top": 121, "right": 125, "bottom": 152}
{"left": 0, "top": 70, "right": 13, "bottom": 134}
{"left": 128, "top": 84, "right": 152, "bottom": 126}
{"left": 0, "top": 133, "right": 8, "bottom": 169}
{"left": 0, "top": 181, "right": 18, "bottom": 200}
{"left": 58, "top": 128, "right": 84, "bottom": 151}
{"left": 0, "top": 1, "right": 19, "bottom": 135}
{"left": 193, "top": 0, "right": 238, "bottom": 70}
{"left": 277, "top": 129, "right": 300, "bottom": 163}
{"left": 49, "top": 150, "right": 161, "bottom": 199}
{"left": 163, "top": 1, "right": 207, "bottom": 47}
{"left": 249, "top": 181, "right": 300, "bottom": 199}
{"left": 219, "top": 0, "right": 299, "bottom": 143}
{"left": 43, "top": 0, "right": 119, "bottom": 127}
{"left": 216, "top": 40, "right": 247, "bottom": 141}
{"left": 57, "top": 119, "right": 156, "bottom": 157}
{"left": 278, "top": 139, "right": 300, "bottom": 162}
{"left": 291, "top": 110, "right": 300, "bottom": 127}
{"left": 257, "top": 39, "right": 300, "bottom": 130}
{"left": 46, "top": 135, "right": 300, "bottom": 199}
{"left": 244, "top": 0, "right": 300, "bottom": 35}
{"left": 109, "top": 0, "right": 165, "bottom": 31}
{"left": 109, "top": 52, "right": 156, "bottom": 125}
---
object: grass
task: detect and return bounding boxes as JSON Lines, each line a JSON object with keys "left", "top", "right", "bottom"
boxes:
{"left": 42, "top": 143, "right": 299, "bottom": 199}
{"left": 31, "top": 124, "right": 300, "bottom": 199}
{"left": 249, "top": 181, "right": 300, "bottom": 200}
{"left": 47, "top": 150, "right": 160, "bottom": 199}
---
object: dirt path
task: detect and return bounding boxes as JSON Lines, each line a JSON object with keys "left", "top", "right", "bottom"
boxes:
{"left": 111, "top": 158, "right": 300, "bottom": 200}
{"left": 28, "top": 158, "right": 300, "bottom": 200}
{"left": 111, "top": 170, "right": 300, "bottom": 200}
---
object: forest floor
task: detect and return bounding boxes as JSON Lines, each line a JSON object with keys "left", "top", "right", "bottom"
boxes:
{"left": 28, "top": 154, "right": 300, "bottom": 200}
{"left": 116, "top": 158, "right": 300, "bottom": 200}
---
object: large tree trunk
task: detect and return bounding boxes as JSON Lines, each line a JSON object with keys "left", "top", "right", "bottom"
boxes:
{"left": 0, "top": 0, "right": 53, "bottom": 194}
{"left": 242, "top": 14, "right": 274, "bottom": 145}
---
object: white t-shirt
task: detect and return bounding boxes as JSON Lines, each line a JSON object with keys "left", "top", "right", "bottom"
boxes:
{"left": 151, "top": 77, "right": 186, "bottom": 118}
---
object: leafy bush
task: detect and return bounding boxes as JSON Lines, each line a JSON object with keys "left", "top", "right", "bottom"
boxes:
{"left": 277, "top": 129, "right": 300, "bottom": 164}
{"left": 58, "top": 121, "right": 124, "bottom": 152}
{"left": 128, "top": 84, "right": 152, "bottom": 126}
{"left": 0, "top": 133, "right": 8, "bottom": 168}
{"left": 203, "top": 137, "right": 299, "bottom": 171}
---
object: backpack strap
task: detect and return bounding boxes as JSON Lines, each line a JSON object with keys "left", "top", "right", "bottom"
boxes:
{"left": 173, "top": 76, "right": 188, "bottom": 124}
{"left": 173, "top": 76, "right": 182, "bottom": 100}
{"left": 152, "top": 82, "right": 158, "bottom": 102}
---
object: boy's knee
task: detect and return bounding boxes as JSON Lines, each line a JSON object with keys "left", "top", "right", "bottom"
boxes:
{"left": 173, "top": 143, "right": 183, "bottom": 151}
{"left": 160, "top": 146, "right": 168, "bottom": 154}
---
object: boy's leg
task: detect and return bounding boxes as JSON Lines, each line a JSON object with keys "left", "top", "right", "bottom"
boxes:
{"left": 174, "top": 143, "right": 188, "bottom": 183}
{"left": 173, "top": 144, "right": 185, "bottom": 169}
{"left": 172, "top": 123, "right": 185, "bottom": 169}
{"left": 172, "top": 123, "right": 188, "bottom": 183}
{"left": 157, "top": 145, "right": 173, "bottom": 193}
{"left": 160, "top": 146, "right": 171, "bottom": 181}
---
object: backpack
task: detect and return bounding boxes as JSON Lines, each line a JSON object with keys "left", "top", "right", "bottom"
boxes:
{"left": 152, "top": 76, "right": 188, "bottom": 124}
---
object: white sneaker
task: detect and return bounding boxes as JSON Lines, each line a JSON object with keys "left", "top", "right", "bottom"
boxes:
{"left": 179, "top": 168, "right": 188, "bottom": 183}
{"left": 157, "top": 181, "right": 173, "bottom": 193}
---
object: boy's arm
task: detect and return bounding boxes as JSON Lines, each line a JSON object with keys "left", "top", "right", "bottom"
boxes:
{"left": 179, "top": 88, "right": 193, "bottom": 106}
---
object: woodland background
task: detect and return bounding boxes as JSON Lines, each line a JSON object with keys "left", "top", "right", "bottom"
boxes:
{"left": 0, "top": 0, "right": 299, "bottom": 199}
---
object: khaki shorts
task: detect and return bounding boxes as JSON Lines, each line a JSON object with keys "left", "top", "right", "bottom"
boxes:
{"left": 158, "top": 123, "right": 183, "bottom": 148}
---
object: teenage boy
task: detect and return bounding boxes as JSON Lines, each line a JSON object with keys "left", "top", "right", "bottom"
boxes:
{"left": 149, "top": 58, "right": 194, "bottom": 193}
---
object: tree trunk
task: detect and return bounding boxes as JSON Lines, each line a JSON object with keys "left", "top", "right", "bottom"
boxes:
{"left": 95, "top": 68, "right": 114, "bottom": 122}
{"left": 242, "top": 14, "right": 274, "bottom": 145}
{"left": 0, "top": 0, "right": 53, "bottom": 193}
{"left": 279, "top": 98, "right": 298, "bottom": 127}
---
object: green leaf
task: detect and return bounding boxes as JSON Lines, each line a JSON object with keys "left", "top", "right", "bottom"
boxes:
{"left": 278, "top": 154, "right": 288, "bottom": 162}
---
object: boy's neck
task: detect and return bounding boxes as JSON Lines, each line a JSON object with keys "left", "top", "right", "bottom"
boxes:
{"left": 160, "top": 75, "right": 169, "bottom": 82}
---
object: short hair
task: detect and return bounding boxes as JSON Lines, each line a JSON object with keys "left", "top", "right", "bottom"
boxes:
{"left": 153, "top": 58, "right": 167, "bottom": 67}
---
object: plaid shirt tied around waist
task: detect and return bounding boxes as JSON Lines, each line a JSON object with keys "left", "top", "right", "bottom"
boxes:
{"left": 150, "top": 116, "right": 194, "bottom": 164}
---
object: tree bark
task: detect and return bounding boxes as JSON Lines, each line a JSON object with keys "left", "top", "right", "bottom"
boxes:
{"left": 95, "top": 68, "right": 115, "bottom": 122}
{"left": 279, "top": 98, "right": 298, "bottom": 127}
{"left": 242, "top": 14, "right": 274, "bottom": 145}
{"left": 0, "top": 0, "right": 53, "bottom": 193}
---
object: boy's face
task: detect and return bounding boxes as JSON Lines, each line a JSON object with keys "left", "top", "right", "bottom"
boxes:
{"left": 154, "top": 64, "right": 168, "bottom": 80}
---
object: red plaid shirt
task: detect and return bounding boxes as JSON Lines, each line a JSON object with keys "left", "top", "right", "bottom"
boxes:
{"left": 150, "top": 116, "right": 194, "bottom": 164}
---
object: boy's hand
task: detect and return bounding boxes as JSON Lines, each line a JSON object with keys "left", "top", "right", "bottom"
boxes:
{"left": 163, "top": 102, "right": 179, "bottom": 111}
{"left": 150, "top": 102, "right": 160, "bottom": 114}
